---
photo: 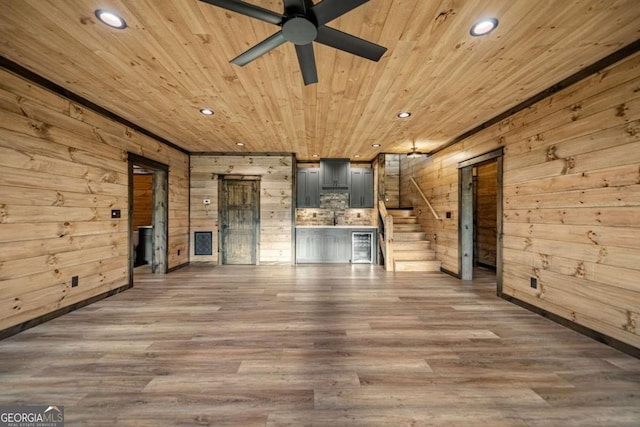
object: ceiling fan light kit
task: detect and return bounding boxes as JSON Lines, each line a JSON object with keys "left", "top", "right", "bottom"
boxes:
{"left": 199, "top": 0, "right": 387, "bottom": 85}
{"left": 407, "top": 142, "right": 426, "bottom": 158}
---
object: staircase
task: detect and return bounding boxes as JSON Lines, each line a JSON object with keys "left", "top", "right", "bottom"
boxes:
{"left": 387, "top": 208, "right": 441, "bottom": 272}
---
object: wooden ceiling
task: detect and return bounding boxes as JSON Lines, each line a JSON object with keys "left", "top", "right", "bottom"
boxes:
{"left": 1, "top": 0, "right": 639, "bottom": 160}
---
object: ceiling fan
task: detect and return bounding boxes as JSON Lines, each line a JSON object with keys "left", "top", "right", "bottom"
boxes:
{"left": 199, "top": 0, "right": 387, "bottom": 85}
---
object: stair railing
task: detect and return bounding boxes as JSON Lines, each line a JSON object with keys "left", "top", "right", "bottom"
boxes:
{"left": 378, "top": 200, "right": 395, "bottom": 271}
{"left": 410, "top": 177, "right": 441, "bottom": 221}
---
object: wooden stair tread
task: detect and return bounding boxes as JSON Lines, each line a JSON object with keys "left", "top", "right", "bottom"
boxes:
{"left": 385, "top": 207, "right": 441, "bottom": 272}
{"left": 394, "top": 232, "right": 427, "bottom": 241}
{"left": 394, "top": 250, "right": 436, "bottom": 261}
{"left": 394, "top": 241, "right": 432, "bottom": 250}
{"left": 387, "top": 209, "right": 416, "bottom": 218}
{"left": 392, "top": 217, "right": 419, "bottom": 224}
{"left": 394, "top": 224, "right": 422, "bottom": 231}
{"left": 394, "top": 260, "right": 442, "bottom": 272}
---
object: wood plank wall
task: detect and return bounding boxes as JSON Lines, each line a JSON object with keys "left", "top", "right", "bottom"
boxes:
{"left": 132, "top": 174, "right": 153, "bottom": 230}
{"left": 383, "top": 154, "right": 400, "bottom": 208}
{"left": 400, "top": 52, "right": 640, "bottom": 349}
{"left": 0, "top": 68, "right": 190, "bottom": 332}
{"left": 475, "top": 162, "right": 497, "bottom": 268}
{"left": 190, "top": 155, "right": 293, "bottom": 265}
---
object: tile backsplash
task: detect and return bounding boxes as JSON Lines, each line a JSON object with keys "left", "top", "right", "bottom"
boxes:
{"left": 296, "top": 193, "right": 377, "bottom": 226}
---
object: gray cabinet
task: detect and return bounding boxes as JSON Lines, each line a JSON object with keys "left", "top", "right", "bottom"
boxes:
{"left": 320, "top": 159, "right": 350, "bottom": 190}
{"left": 295, "top": 228, "right": 323, "bottom": 262}
{"left": 322, "top": 229, "right": 352, "bottom": 262}
{"left": 296, "top": 228, "right": 350, "bottom": 263}
{"left": 296, "top": 168, "right": 320, "bottom": 207}
{"left": 350, "top": 169, "right": 374, "bottom": 208}
{"left": 296, "top": 228, "right": 376, "bottom": 264}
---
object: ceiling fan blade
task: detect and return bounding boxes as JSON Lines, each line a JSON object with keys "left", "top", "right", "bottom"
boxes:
{"left": 311, "top": 0, "right": 368, "bottom": 26}
{"left": 199, "top": 0, "right": 283, "bottom": 25}
{"left": 295, "top": 43, "right": 318, "bottom": 85}
{"left": 316, "top": 26, "right": 386, "bottom": 61}
{"left": 231, "top": 31, "right": 287, "bottom": 66}
{"left": 284, "top": 0, "right": 308, "bottom": 13}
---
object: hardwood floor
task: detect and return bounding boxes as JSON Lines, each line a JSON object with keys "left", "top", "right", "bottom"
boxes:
{"left": 1, "top": 265, "right": 639, "bottom": 426}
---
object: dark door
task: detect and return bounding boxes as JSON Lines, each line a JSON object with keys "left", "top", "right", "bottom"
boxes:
{"left": 350, "top": 169, "right": 374, "bottom": 208}
{"left": 220, "top": 179, "right": 259, "bottom": 265}
{"left": 320, "top": 159, "right": 350, "bottom": 189}
{"left": 473, "top": 161, "right": 498, "bottom": 270}
{"left": 296, "top": 168, "right": 320, "bottom": 208}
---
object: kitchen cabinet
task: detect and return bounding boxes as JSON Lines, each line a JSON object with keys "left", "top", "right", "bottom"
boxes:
{"left": 322, "top": 229, "right": 352, "bottom": 262}
{"left": 296, "top": 227, "right": 376, "bottom": 264}
{"left": 320, "top": 158, "right": 350, "bottom": 190}
{"left": 296, "top": 168, "right": 320, "bottom": 207}
{"left": 350, "top": 168, "right": 374, "bottom": 208}
{"left": 296, "top": 228, "right": 349, "bottom": 263}
{"left": 295, "top": 228, "right": 323, "bottom": 262}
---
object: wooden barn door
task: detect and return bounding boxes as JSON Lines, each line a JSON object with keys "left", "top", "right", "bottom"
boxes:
{"left": 220, "top": 178, "right": 260, "bottom": 265}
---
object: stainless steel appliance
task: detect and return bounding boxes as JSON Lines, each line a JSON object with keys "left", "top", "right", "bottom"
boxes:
{"left": 352, "top": 231, "right": 374, "bottom": 264}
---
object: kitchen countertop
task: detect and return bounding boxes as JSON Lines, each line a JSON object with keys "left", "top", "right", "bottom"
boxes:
{"left": 295, "top": 225, "right": 377, "bottom": 228}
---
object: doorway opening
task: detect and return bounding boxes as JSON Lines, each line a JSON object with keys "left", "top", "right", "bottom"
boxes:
{"left": 128, "top": 153, "right": 169, "bottom": 283}
{"left": 219, "top": 177, "right": 260, "bottom": 265}
{"left": 458, "top": 148, "right": 503, "bottom": 294}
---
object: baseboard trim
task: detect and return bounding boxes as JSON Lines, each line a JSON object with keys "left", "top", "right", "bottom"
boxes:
{"left": 0, "top": 284, "right": 132, "bottom": 341}
{"left": 167, "top": 262, "right": 190, "bottom": 273}
{"left": 501, "top": 294, "right": 639, "bottom": 359}
{"left": 476, "top": 262, "right": 497, "bottom": 271}
{"left": 440, "top": 267, "right": 461, "bottom": 279}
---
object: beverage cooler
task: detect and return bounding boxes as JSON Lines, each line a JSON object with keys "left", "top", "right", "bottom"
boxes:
{"left": 352, "top": 231, "right": 374, "bottom": 264}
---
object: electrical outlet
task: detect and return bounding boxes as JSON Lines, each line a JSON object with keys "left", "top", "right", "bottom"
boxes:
{"left": 71, "top": 276, "right": 79, "bottom": 288}
{"left": 530, "top": 277, "right": 538, "bottom": 289}
{"left": 446, "top": 211, "right": 452, "bottom": 219}
{"left": 203, "top": 199, "right": 211, "bottom": 205}
{"left": 111, "top": 209, "right": 121, "bottom": 218}
{"left": 177, "top": 249, "right": 181, "bottom": 256}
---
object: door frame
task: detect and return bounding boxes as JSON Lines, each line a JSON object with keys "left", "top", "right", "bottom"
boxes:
{"left": 218, "top": 175, "right": 261, "bottom": 265}
{"left": 458, "top": 147, "right": 504, "bottom": 295}
{"left": 128, "top": 153, "right": 169, "bottom": 282}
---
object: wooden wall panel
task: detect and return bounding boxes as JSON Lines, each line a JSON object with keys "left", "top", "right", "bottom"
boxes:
{"left": 382, "top": 154, "right": 400, "bottom": 208}
{"left": 190, "top": 155, "right": 293, "bottom": 265}
{"left": 0, "top": 68, "right": 189, "bottom": 332}
{"left": 400, "top": 52, "right": 640, "bottom": 348}
{"left": 132, "top": 174, "right": 153, "bottom": 230}
{"left": 475, "top": 162, "right": 497, "bottom": 268}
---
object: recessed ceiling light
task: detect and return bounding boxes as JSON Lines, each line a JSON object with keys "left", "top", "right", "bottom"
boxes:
{"left": 199, "top": 108, "right": 214, "bottom": 115}
{"left": 95, "top": 9, "right": 127, "bottom": 29}
{"left": 470, "top": 18, "right": 498, "bottom": 37}
{"left": 354, "top": 154, "right": 361, "bottom": 158}
{"left": 236, "top": 142, "right": 245, "bottom": 146}
{"left": 397, "top": 112, "right": 411, "bottom": 118}
{"left": 371, "top": 144, "right": 381, "bottom": 148}
{"left": 312, "top": 154, "right": 319, "bottom": 158}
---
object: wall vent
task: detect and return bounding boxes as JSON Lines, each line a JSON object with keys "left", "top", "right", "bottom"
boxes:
{"left": 194, "top": 232, "right": 213, "bottom": 256}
